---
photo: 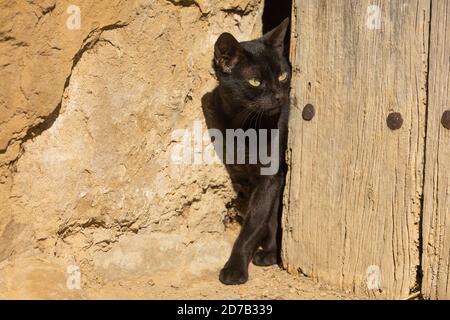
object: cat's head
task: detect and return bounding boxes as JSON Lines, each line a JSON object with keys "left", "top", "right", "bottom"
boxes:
{"left": 214, "top": 18, "right": 290, "bottom": 116}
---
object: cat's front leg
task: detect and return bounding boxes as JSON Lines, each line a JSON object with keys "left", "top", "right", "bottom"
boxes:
{"left": 252, "top": 189, "right": 281, "bottom": 267}
{"left": 219, "top": 173, "right": 284, "bottom": 285}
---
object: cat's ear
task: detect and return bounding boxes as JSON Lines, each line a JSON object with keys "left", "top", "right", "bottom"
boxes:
{"left": 262, "top": 17, "right": 290, "bottom": 55}
{"left": 214, "top": 33, "right": 243, "bottom": 74}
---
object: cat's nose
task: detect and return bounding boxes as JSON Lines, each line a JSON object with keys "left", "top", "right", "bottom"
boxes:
{"left": 274, "top": 93, "right": 283, "bottom": 102}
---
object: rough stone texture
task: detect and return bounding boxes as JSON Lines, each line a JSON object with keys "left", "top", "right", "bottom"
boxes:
{"left": 0, "top": 0, "right": 263, "bottom": 285}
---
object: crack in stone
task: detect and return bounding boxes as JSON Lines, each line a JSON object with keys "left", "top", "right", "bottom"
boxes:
{"left": 166, "top": 0, "right": 198, "bottom": 8}
{"left": 166, "top": 0, "right": 208, "bottom": 16}
{"left": 0, "top": 22, "right": 131, "bottom": 171}
{"left": 221, "top": 5, "right": 252, "bottom": 16}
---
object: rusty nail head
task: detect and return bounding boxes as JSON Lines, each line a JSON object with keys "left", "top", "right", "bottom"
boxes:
{"left": 387, "top": 112, "right": 403, "bottom": 130}
{"left": 441, "top": 110, "right": 450, "bottom": 130}
{"left": 302, "top": 104, "right": 315, "bottom": 121}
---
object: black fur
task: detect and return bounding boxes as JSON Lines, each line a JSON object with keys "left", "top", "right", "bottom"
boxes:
{"left": 212, "top": 18, "right": 291, "bottom": 285}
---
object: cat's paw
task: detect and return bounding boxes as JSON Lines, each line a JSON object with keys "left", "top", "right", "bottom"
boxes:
{"left": 252, "top": 250, "right": 277, "bottom": 267}
{"left": 219, "top": 265, "right": 248, "bottom": 285}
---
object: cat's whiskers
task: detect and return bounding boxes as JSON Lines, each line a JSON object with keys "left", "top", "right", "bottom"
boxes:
{"left": 258, "top": 109, "right": 265, "bottom": 130}
{"left": 250, "top": 108, "right": 261, "bottom": 128}
{"left": 236, "top": 106, "right": 252, "bottom": 119}
{"left": 235, "top": 107, "right": 253, "bottom": 126}
{"left": 242, "top": 108, "right": 258, "bottom": 128}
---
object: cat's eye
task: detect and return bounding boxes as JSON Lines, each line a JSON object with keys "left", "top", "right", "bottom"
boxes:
{"left": 248, "top": 78, "right": 261, "bottom": 87}
{"left": 278, "top": 72, "right": 288, "bottom": 82}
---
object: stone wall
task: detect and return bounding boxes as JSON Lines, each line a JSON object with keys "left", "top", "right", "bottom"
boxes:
{"left": 0, "top": 0, "right": 263, "bottom": 283}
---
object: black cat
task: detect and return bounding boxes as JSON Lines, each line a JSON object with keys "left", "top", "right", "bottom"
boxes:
{"left": 212, "top": 18, "right": 291, "bottom": 285}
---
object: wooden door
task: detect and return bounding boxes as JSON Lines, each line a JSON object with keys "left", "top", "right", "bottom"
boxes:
{"left": 283, "top": 0, "right": 430, "bottom": 299}
{"left": 422, "top": 0, "right": 450, "bottom": 300}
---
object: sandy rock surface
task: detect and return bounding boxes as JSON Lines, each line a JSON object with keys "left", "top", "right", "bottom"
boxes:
{"left": 0, "top": 0, "right": 263, "bottom": 287}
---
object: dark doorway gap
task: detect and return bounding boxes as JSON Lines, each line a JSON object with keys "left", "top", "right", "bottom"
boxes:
{"left": 262, "top": 0, "right": 293, "bottom": 264}
{"left": 262, "top": 0, "right": 292, "bottom": 58}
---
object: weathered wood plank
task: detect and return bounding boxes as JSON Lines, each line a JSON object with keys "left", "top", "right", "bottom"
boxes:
{"left": 283, "top": 0, "right": 429, "bottom": 299}
{"left": 422, "top": 0, "right": 450, "bottom": 300}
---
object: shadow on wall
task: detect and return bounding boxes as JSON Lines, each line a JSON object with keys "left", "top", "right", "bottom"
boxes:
{"left": 201, "top": 91, "right": 258, "bottom": 226}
